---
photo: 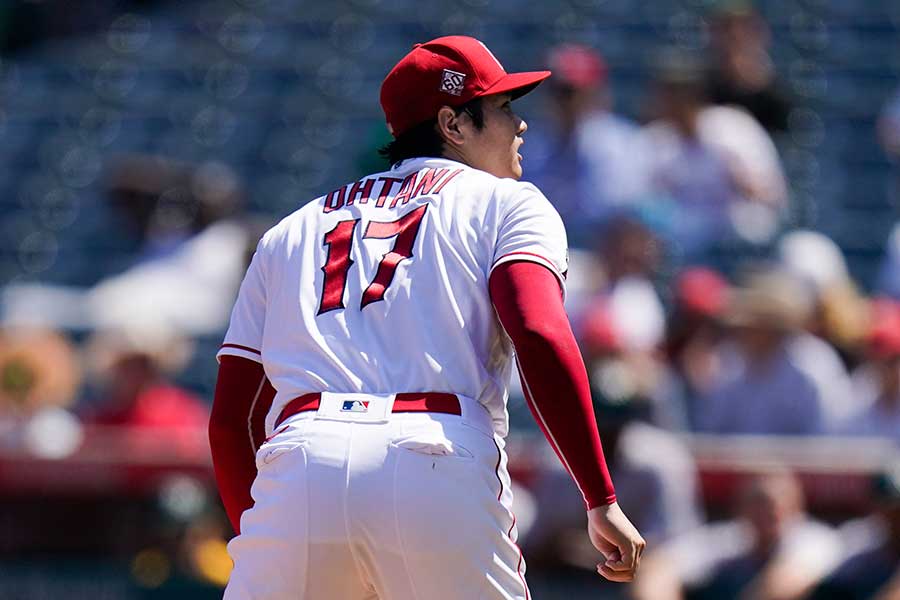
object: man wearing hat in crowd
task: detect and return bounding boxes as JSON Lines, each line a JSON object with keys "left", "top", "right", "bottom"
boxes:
{"left": 695, "top": 269, "right": 827, "bottom": 435}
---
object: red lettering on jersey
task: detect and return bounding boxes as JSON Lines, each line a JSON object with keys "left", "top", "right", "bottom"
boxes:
{"left": 347, "top": 178, "right": 375, "bottom": 206}
{"left": 412, "top": 168, "right": 449, "bottom": 198}
{"left": 318, "top": 219, "right": 359, "bottom": 314}
{"left": 390, "top": 172, "right": 418, "bottom": 208}
{"left": 361, "top": 204, "right": 428, "bottom": 308}
{"left": 375, "top": 177, "right": 402, "bottom": 208}
{"left": 430, "top": 168, "right": 463, "bottom": 194}
{"left": 323, "top": 185, "right": 347, "bottom": 213}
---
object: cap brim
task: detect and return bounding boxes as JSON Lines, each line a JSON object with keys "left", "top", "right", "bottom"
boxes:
{"left": 481, "top": 70, "right": 552, "bottom": 100}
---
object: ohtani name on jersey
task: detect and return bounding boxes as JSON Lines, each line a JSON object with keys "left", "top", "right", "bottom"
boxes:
{"left": 322, "top": 167, "right": 463, "bottom": 213}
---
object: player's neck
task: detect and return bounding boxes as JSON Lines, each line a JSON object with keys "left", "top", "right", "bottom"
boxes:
{"left": 440, "top": 147, "right": 471, "bottom": 169}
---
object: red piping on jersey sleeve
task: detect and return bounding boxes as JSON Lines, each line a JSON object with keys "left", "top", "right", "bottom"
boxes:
{"left": 489, "top": 260, "right": 616, "bottom": 509}
{"left": 492, "top": 251, "right": 562, "bottom": 279}
{"left": 209, "top": 355, "right": 276, "bottom": 534}
{"left": 493, "top": 250, "right": 556, "bottom": 266}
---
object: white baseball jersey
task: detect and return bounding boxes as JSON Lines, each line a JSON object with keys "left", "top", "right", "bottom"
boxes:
{"left": 218, "top": 156, "right": 567, "bottom": 438}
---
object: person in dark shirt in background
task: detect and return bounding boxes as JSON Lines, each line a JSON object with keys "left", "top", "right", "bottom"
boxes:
{"left": 811, "top": 465, "right": 900, "bottom": 599}
{"left": 634, "top": 470, "right": 841, "bottom": 600}
{"left": 705, "top": 1, "right": 793, "bottom": 134}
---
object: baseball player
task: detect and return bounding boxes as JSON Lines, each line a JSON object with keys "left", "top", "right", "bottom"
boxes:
{"left": 209, "top": 35, "right": 645, "bottom": 599}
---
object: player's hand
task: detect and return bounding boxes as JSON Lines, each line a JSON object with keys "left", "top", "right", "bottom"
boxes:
{"left": 586, "top": 502, "right": 646, "bottom": 583}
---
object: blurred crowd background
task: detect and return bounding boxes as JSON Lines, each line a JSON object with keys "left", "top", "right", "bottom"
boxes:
{"left": 1, "top": 0, "right": 900, "bottom": 598}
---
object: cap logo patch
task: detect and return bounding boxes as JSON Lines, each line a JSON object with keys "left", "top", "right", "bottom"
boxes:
{"left": 439, "top": 69, "right": 466, "bottom": 96}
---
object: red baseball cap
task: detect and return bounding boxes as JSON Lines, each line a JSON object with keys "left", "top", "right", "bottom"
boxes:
{"left": 867, "top": 298, "right": 900, "bottom": 359}
{"left": 380, "top": 36, "right": 551, "bottom": 137}
{"left": 547, "top": 44, "right": 607, "bottom": 89}
{"left": 675, "top": 267, "right": 729, "bottom": 317}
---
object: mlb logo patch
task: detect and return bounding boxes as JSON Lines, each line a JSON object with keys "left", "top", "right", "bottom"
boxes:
{"left": 439, "top": 69, "right": 466, "bottom": 96}
{"left": 341, "top": 400, "right": 370, "bottom": 413}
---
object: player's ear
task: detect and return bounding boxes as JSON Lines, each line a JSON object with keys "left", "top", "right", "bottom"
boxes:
{"left": 436, "top": 106, "right": 466, "bottom": 148}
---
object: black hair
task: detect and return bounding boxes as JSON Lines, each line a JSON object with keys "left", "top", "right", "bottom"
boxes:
{"left": 378, "top": 97, "right": 485, "bottom": 166}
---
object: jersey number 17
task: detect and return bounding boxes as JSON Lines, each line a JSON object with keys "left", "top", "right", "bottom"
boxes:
{"left": 318, "top": 205, "right": 428, "bottom": 315}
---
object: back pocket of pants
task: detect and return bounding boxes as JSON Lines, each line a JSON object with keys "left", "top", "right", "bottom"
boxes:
{"left": 391, "top": 424, "right": 474, "bottom": 460}
{"left": 255, "top": 440, "right": 307, "bottom": 469}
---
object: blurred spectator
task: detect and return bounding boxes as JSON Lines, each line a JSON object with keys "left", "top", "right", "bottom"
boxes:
{"left": 777, "top": 231, "right": 861, "bottom": 425}
{"left": 600, "top": 218, "right": 664, "bottom": 348}
{"left": 832, "top": 299, "right": 900, "bottom": 444}
{"left": 0, "top": 328, "right": 83, "bottom": 457}
{"left": 106, "top": 154, "right": 242, "bottom": 263}
{"left": 81, "top": 327, "right": 207, "bottom": 450}
{"left": 810, "top": 465, "right": 900, "bottom": 599}
{"left": 571, "top": 217, "right": 682, "bottom": 427}
{"left": 2, "top": 156, "right": 259, "bottom": 334}
{"left": 84, "top": 222, "right": 255, "bottom": 334}
{"left": 633, "top": 469, "right": 842, "bottom": 600}
{"left": 521, "top": 44, "right": 648, "bottom": 247}
{"left": 573, "top": 217, "right": 666, "bottom": 353}
{"left": 598, "top": 216, "right": 663, "bottom": 288}
{"left": 705, "top": 1, "right": 794, "bottom": 133}
{"left": 695, "top": 269, "right": 827, "bottom": 435}
{"left": 90, "top": 155, "right": 254, "bottom": 331}
{"left": 637, "top": 51, "right": 787, "bottom": 257}
{"left": 568, "top": 220, "right": 693, "bottom": 413}
{"left": 779, "top": 230, "right": 868, "bottom": 367}
{"left": 662, "top": 267, "right": 729, "bottom": 430}
{"left": 581, "top": 301, "right": 684, "bottom": 431}
{"left": 785, "top": 329, "right": 855, "bottom": 432}
{"left": 525, "top": 356, "right": 702, "bottom": 564}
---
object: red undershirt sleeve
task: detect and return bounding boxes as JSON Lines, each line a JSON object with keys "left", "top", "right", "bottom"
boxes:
{"left": 489, "top": 260, "right": 616, "bottom": 509}
{"left": 209, "top": 355, "right": 276, "bottom": 534}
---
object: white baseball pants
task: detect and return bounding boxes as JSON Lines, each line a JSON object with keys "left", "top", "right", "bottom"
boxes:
{"left": 224, "top": 393, "right": 530, "bottom": 600}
